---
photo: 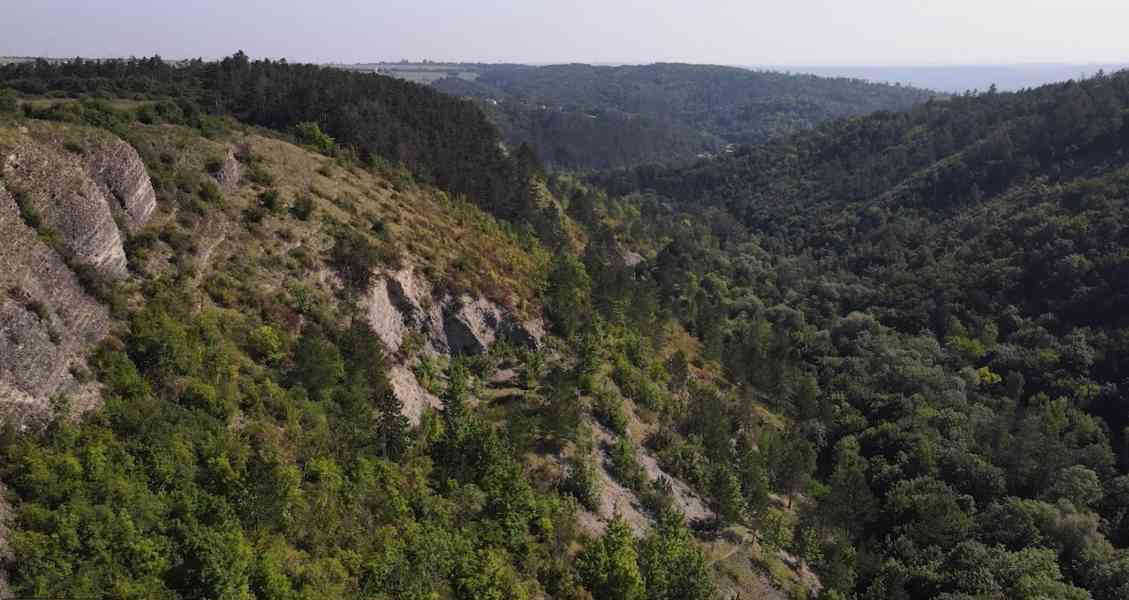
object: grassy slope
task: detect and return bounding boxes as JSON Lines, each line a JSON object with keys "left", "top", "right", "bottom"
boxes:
{"left": 118, "top": 122, "right": 549, "bottom": 319}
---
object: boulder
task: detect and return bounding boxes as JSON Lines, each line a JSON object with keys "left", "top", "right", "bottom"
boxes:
{"left": 0, "top": 181, "right": 111, "bottom": 425}
{"left": 366, "top": 266, "right": 543, "bottom": 356}
{"left": 365, "top": 266, "right": 446, "bottom": 354}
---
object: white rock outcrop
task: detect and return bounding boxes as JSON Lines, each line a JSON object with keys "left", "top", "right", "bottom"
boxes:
{"left": 2, "top": 143, "right": 128, "bottom": 277}
{"left": 365, "top": 265, "right": 544, "bottom": 420}
{"left": 214, "top": 147, "right": 242, "bottom": 194}
{"left": 388, "top": 364, "right": 441, "bottom": 425}
{"left": 366, "top": 266, "right": 543, "bottom": 357}
{"left": 0, "top": 127, "right": 156, "bottom": 426}
{"left": 82, "top": 135, "right": 158, "bottom": 231}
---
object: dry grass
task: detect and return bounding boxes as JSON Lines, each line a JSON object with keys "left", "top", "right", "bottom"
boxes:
{"left": 117, "top": 123, "right": 549, "bottom": 323}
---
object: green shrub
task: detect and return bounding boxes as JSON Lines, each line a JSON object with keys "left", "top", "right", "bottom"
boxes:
{"left": 182, "top": 379, "right": 230, "bottom": 419}
{"left": 12, "top": 189, "right": 41, "bottom": 230}
{"left": 72, "top": 263, "right": 113, "bottom": 303}
{"left": 243, "top": 206, "right": 267, "bottom": 224}
{"left": 640, "top": 476, "right": 677, "bottom": 518}
{"left": 258, "top": 189, "right": 281, "bottom": 212}
{"left": 291, "top": 328, "right": 345, "bottom": 397}
{"left": 294, "top": 121, "right": 335, "bottom": 154}
{"left": 249, "top": 325, "right": 286, "bottom": 364}
{"left": 329, "top": 229, "right": 384, "bottom": 293}
{"left": 593, "top": 387, "right": 629, "bottom": 435}
{"left": 290, "top": 192, "right": 315, "bottom": 220}
{"left": 609, "top": 436, "right": 647, "bottom": 491}
{"left": 562, "top": 452, "right": 603, "bottom": 511}
{"left": 197, "top": 180, "right": 223, "bottom": 205}
{"left": 0, "top": 88, "right": 17, "bottom": 113}
{"left": 246, "top": 163, "right": 274, "bottom": 186}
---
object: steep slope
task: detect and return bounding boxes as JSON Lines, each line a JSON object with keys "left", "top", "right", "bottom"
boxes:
{"left": 435, "top": 62, "right": 937, "bottom": 169}
{"left": 589, "top": 70, "right": 1129, "bottom": 600}
{"left": 0, "top": 122, "right": 159, "bottom": 425}
{"left": 0, "top": 54, "right": 531, "bottom": 221}
{"left": 0, "top": 65, "right": 819, "bottom": 600}
{"left": 0, "top": 116, "right": 563, "bottom": 598}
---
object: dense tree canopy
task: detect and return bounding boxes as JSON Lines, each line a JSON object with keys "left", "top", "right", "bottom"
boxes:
{"left": 0, "top": 53, "right": 531, "bottom": 217}
{"left": 6, "top": 54, "right": 1129, "bottom": 600}
{"left": 436, "top": 63, "right": 936, "bottom": 170}
{"left": 587, "top": 68, "right": 1129, "bottom": 599}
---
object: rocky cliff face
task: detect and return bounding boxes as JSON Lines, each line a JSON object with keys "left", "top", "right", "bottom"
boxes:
{"left": 2, "top": 140, "right": 128, "bottom": 277}
{"left": 214, "top": 147, "right": 242, "bottom": 194}
{"left": 365, "top": 265, "right": 544, "bottom": 422}
{"left": 0, "top": 124, "right": 156, "bottom": 426}
{"left": 367, "top": 265, "right": 543, "bottom": 357}
{"left": 81, "top": 134, "right": 157, "bottom": 232}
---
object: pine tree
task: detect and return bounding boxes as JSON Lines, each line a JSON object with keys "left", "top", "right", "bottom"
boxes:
{"left": 577, "top": 516, "right": 645, "bottom": 600}
{"left": 374, "top": 388, "right": 409, "bottom": 460}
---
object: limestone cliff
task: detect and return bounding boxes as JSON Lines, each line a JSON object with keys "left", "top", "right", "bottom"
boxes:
{"left": 2, "top": 137, "right": 128, "bottom": 277}
{"left": 365, "top": 265, "right": 544, "bottom": 422}
{"left": 0, "top": 124, "right": 156, "bottom": 426}
{"left": 81, "top": 134, "right": 157, "bottom": 232}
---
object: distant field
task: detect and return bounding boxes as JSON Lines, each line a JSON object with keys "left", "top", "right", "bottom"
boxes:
{"left": 16, "top": 97, "right": 154, "bottom": 111}
{"left": 338, "top": 63, "right": 481, "bottom": 84}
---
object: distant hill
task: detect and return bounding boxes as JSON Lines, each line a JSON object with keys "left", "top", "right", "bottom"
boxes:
{"left": 592, "top": 68, "right": 1129, "bottom": 600}
{"left": 434, "top": 62, "right": 937, "bottom": 170}
{"left": 776, "top": 63, "right": 1129, "bottom": 93}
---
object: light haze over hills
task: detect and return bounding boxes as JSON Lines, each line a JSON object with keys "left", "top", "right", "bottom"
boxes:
{"left": 773, "top": 63, "right": 1129, "bottom": 93}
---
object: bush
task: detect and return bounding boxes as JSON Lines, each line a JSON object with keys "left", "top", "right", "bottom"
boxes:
{"left": 242, "top": 206, "right": 267, "bottom": 224}
{"left": 182, "top": 379, "right": 230, "bottom": 419}
{"left": 294, "top": 121, "right": 335, "bottom": 154}
{"left": 290, "top": 192, "right": 315, "bottom": 220}
{"left": 246, "top": 163, "right": 275, "bottom": 186}
{"left": 0, "top": 88, "right": 17, "bottom": 113}
{"left": 197, "top": 180, "right": 223, "bottom": 205}
{"left": 593, "top": 387, "right": 629, "bottom": 435}
{"left": 329, "top": 229, "right": 384, "bottom": 293}
{"left": 259, "top": 189, "right": 281, "bottom": 212}
{"left": 640, "top": 476, "right": 677, "bottom": 519}
{"left": 248, "top": 325, "right": 286, "bottom": 364}
{"left": 562, "top": 453, "right": 603, "bottom": 512}
{"left": 609, "top": 436, "right": 647, "bottom": 491}
{"left": 12, "top": 189, "right": 41, "bottom": 230}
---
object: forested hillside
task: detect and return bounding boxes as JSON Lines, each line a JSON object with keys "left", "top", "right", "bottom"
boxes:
{"left": 590, "top": 70, "right": 1129, "bottom": 599}
{"left": 434, "top": 63, "right": 935, "bottom": 170}
{"left": 4, "top": 54, "right": 1129, "bottom": 600}
{"left": 0, "top": 53, "right": 537, "bottom": 219}
{"left": 0, "top": 56, "right": 817, "bottom": 600}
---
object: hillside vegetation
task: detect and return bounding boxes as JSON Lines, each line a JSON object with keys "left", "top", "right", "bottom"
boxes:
{"left": 594, "top": 69, "right": 1129, "bottom": 599}
{"left": 435, "top": 63, "right": 936, "bottom": 169}
{"left": 0, "top": 58, "right": 817, "bottom": 600}
{"left": 6, "top": 55, "right": 1129, "bottom": 600}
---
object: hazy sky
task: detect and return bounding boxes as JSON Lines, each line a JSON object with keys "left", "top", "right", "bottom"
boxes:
{"left": 3, "top": 0, "right": 1129, "bottom": 66}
